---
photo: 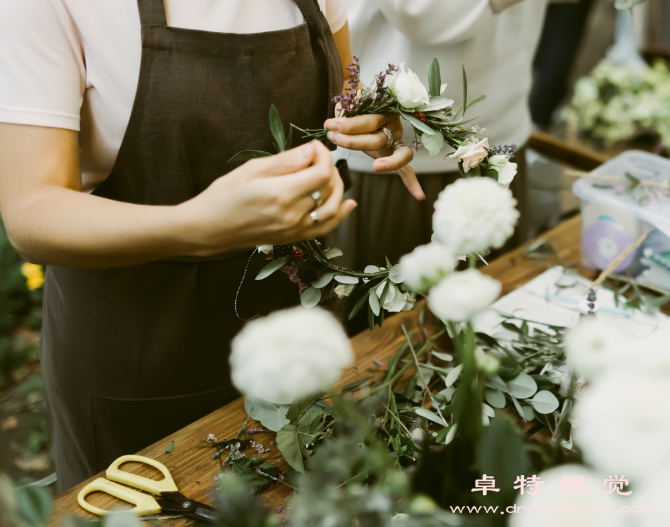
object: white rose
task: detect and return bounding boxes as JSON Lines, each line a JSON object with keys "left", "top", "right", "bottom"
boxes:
{"left": 564, "top": 318, "right": 629, "bottom": 380}
{"left": 448, "top": 138, "right": 489, "bottom": 173}
{"left": 433, "top": 177, "right": 520, "bottom": 255}
{"left": 510, "top": 465, "right": 624, "bottom": 527}
{"left": 574, "top": 371, "right": 670, "bottom": 479}
{"left": 488, "top": 155, "right": 517, "bottom": 187}
{"left": 388, "top": 62, "right": 430, "bottom": 109}
{"left": 398, "top": 243, "right": 455, "bottom": 292}
{"left": 427, "top": 269, "right": 501, "bottom": 322}
{"left": 230, "top": 307, "right": 354, "bottom": 404}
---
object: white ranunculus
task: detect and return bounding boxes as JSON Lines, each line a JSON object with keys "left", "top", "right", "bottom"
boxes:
{"left": 432, "top": 177, "right": 520, "bottom": 255}
{"left": 427, "top": 269, "right": 501, "bottom": 322}
{"left": 334, "top": 283, "right": 355, "bottom": 299}
{"left": 399, "top": 243, "right": 456, "bottom": 292}
{"left": 230, "top": 307, "right": 354, "bottom": 404}
{"left": 388, "top": 62, "right": 430, "bottom": 109}
{"left": 574, "top": 371, "right": 670, "bottom": 479}
{"left": 564, "top": 318, "right": 629, "bottom": 379}
{"left": 632, "top": 477, "right": 670, "bottom": 526}
{"left": 488, "top": 155, "right": 518, "bottom": 187}
{"left": 637, "top": 324, "right": 670, "bottom": 377}
{"left": 510, "top": 465, "right": 624, "bottom": 527}
{"left": 375, "top": 281, "right": 412, "bottom": 313}
{"left": 448, "top": 138, "right": 489, "bottom": 173}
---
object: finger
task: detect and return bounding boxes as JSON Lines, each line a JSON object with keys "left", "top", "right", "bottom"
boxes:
{"left": 303, "top": 199, "right": 358, "bottom": 239}
{"left": 372, "top": 145, "right": 414, "bottom": 173}
{"left": 277, "top": 142, "right": 336, "bottom": 199}
{"left": 242, "top": 142, "right": 316, "bottom": 178}
{"left": 323, "top": 114, "right": 393, "bottom": 135}
{"left": 327, "top": 129, "right": 389, "bottom": 151}
{"left": 396, "top": 165, "right": 425, "bottom": 201}
{"left": 308, "top": 164, "right": 345, "bottom": 225}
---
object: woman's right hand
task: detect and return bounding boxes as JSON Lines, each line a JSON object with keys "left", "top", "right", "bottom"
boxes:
{"left": 180, "top": 141, "right": 357, "bottom": 256}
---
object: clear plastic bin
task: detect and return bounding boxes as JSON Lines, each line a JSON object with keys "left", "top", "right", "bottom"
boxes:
{"left": 572, "top": 150, "right": 670, "bottom": 292}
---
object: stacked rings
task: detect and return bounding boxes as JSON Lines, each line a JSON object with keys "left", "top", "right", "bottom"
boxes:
{"left": 381, "top": 127, "right": 394, "bottom": 150}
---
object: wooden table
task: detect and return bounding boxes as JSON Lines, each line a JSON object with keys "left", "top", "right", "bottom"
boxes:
{"left": 51, "top": 216, "right": 586, "bottom": 525}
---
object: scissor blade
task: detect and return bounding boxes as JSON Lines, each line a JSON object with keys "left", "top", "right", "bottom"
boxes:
{"left": 158, "top": 493, "right": 218, "bottom": 525}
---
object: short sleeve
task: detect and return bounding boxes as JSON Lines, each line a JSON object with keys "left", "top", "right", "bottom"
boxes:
{"left": 0, "top": 0, "right": 85, "bottom": 131}
{"left": 320, "top": 0, "right": 347, "bottom": 33}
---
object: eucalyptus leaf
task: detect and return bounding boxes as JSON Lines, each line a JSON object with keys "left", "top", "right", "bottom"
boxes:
{"left": 445, "top": 423, "right": 458, "bottom": 445}
{"left": 415, "top": 407, "right": 447, "bottom": 427}
{"left": 369, "top": 292, "right": 381, "bottom": 316}
{"left": 14, "top": 485, "right": 52, "bottom": 527}
{"left": 335, "top": 275, "right": 359, "bottom": 285}
{"left": 505, "top": 372, "right": 537, "bottom": 399}
{"left": 104, "top": 512, "right": 142, "bottom": 527}
{"left": 510, "top": 395, "right": 527, "bottom": 422}
{"left": 531, "top": 390, "right": 559, "bottom": 415}
{"left": 228, "top": 150, "right": 273, "bottom": 163}
{"left": 300, "top": 287, "right": 321, "bottom": 308}
{"left": 311, "top": 273, "right": 335, "bottom": 289}
{"left": 269, "top": 104, "right": 286, "bottom": 152}
{"left": 276, "top": 424, "right": 305, "bottom": 473}
{"left": 364, "top": 265, "right": 380, "bottom": 273}
{"left": 244, "top": 397, "right": 290, "bottom": 432}
{"left": 488, "top": 375, "right": 508, "bottom": 393}
{"left": 484, "top": 388, "right": 506, "bottom": 409}
{"left": 255, "top": 255, "right": 290, "bottom": 280}
{"left": 324, "top": 248, "right": 343, "bottom": 259}
{"left": 521, "top": 405, "right": 535, "bottom": 422}
{"left": 438, "top": 386, "right": 455, "bottom": 402}
{"left": 482, "top": 403, "right": 495, "bottom": 418}
{"left": 388, "top": 264, "right": 404, "bottom": 284}
{"left": 421, "top": 132, "right": 444, "bottom": 157}
{"left": 444, "top": 364, "right": 463, "bottom": 388}
{"left": 432, "top": 351, "right": 453, "bottom": 362}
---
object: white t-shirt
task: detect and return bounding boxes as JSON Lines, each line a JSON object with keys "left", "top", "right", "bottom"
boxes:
{"left": 342, "top": 0, "right": 547, "bottom": 174}
{"left": 0, "top": 0, "right": 347, "bottom": 191}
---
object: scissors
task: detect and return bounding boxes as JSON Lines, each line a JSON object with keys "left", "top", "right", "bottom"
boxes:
{"left": 77, "top": 455, "right": 218, "bottom": 524}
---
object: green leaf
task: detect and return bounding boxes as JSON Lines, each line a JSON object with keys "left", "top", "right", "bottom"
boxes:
{"left": 104, "top": 512, "right": 142, "bottom": 527}
{"left": 625, "top": 171, "right": 641, "bottom": 188}
{"left": 311, "top": 273, "right": 335, "bottom": 289}
{"left": 255, "top": 255, "right": 290, "bottom": 280}
{"left": 477, "top": 417, "right": 530, "bottom": 504}
{"left": 421, "top": 132, "right": 444, "bottom": 157}
{"left": 531, "top": 390, "right": 559, "bottom": 415}
{"left": 444, "top": 364, "right": 463, "bottom": 388}
{"left": 416, "top": 97, "right": 454, "bottom": 112}
{"left": 269, "top": 104, "right": 286, "bottom": 153}
{"left": 324, "top": 248, "right": 343, "bottom": 259}
{"left": 432, "top": 351, "right": 453, "bottom": 362}
{"left": 506, "top": 372, "right": 538, "bottom": 399}
{"left": 415, "top": 407, "right": 447, "bottom": 427}
{"left": 497, "top": 356, "right": 521, "bottom": 380}
{"left": 342, "top": 376, "right": 372, "bottom": 392}
{"left": 165, "top": 442, "right": 174, "bottom": 454}
{"left": 428, "top": 57, "right": 441, "bottom": 97}
{"left": 276, "top": 424, "right": 305, "bottom": 473}
{"left": 14, "top": 485, "right": 53, "bottom": 527}
{"left": 388, "top": 264, "right": 404, "bottom": 284}
{"left": 244, "top": 397, "right": 290, "bottom": 432}
{"left": 400, "top": 111, "right": 436, "bottom": 135}
{"left": 484, "top": 388, "right": 506, "bottom": 409}
{"left": 334, "top": 275, "right": 359, "bottom": 285}
{"left": 461, "top": 64, "right": 467, "bottom": 118}
{"left": 369, "top": 291, "right": 381, "bottom": 316}
{"left": 300, "top": 287, "right": 321, "bottom": 308}
{"left": 510, "top": 395, "right": 527, "bottom": 422}
{"left": 227, "top": 150, "right": 273, "bottom": 163}
{"left": 465, "top": 94, "right": 486, "bottom": 112}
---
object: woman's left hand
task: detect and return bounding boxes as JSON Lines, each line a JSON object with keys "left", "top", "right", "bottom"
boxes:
{"left": 323, "top": 114, "right": 425, "bottom": 200}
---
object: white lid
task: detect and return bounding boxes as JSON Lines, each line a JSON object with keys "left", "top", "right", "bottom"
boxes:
{"left": 572, "top": 150, "right": 670, "bottom": 238}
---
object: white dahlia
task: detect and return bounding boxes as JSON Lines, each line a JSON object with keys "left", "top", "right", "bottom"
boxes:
{"left": 432, "top": 177, "right": 519, "bottom": 255}
{"left": 564, "top": 317, "right": 629, "bottom": 380}
{"left": 398, "top": 243, "right": 456, "bottom": 292}
{"left": 427, "top": 269, "right": 501, "bottom": 322}
{"left": 229, "top": 307, "right": 354, "bottom": 404}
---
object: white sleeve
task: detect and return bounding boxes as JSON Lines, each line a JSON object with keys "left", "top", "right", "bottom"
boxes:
{"left": 320, "top": 0, "right": 348, "bottom": 33}
{"left": 371, "top": 0, "right": 495, "bottom": 46}
{"left": 0, "top": 0, "right": 85, "bottom": 131}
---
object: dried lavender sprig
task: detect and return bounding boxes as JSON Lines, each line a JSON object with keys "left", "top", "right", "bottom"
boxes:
{"left": 488, "top": 143, "right": 518, "bottom": 158}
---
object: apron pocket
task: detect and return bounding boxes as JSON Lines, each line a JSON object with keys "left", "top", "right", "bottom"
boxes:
{"left": 89, "top": 385, "right": 236, "bottom": 472}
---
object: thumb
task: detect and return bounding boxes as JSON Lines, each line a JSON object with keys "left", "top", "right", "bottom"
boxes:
{"left": 398, "top": 165, "right": 426, "bottom": 201}
{"left": 244, "top": 143, "right": 316, "bottom": 179}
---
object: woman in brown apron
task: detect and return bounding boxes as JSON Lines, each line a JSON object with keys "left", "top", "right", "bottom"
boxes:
{"left": 0, "top": 0, "right": 416, "bottom": 492}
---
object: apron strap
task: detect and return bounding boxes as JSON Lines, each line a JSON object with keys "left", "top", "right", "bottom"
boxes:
{"left": 137, "top": 0, "right": 167, "bottom": 27}
{"left": 293, "top": 0, "right": 343, "bottom": 130}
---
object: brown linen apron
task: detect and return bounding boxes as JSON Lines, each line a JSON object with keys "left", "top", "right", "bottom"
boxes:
{"left": 40, "top": 0, "right": 342, "bottom": 492}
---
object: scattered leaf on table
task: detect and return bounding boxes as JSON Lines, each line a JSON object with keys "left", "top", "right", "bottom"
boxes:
{"left": 165, "top": 442, "right": 174, "bottom": 454}
{"left": 531, "top": 390, "right": 560, "bottom": 415}
{"left": 1, "top": 416, "right": 17, "bottom": 431}
{"left": 276, "top": 424, "right": 305, "bottom": 474}
{"left": 505, "top": 372, "right": 538, "bottom": 399}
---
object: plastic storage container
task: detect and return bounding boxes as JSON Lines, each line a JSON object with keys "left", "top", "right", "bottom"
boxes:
{"left": 572, "top": 150, "right": 670, "bottom": 292}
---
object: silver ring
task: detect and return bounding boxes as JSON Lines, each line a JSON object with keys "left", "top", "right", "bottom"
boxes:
{"left": 310, "top": 210, "right": 319, "bottom": 225}
{"left": 310, "top": 190, "right": 323, "bottom": 208}
{"left": 392, "top": 140, "right": 409, "bottom": 152}
{"left": 381, "top": 127, "right": 394, "bottom": 150}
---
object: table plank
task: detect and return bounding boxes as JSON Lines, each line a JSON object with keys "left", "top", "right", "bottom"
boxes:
{"left": 51, "top": 216, "right": 585, "bottom": 525}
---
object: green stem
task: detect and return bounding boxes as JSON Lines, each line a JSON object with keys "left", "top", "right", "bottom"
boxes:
{"left": 469, "top": 253, "right": 477, "bottom": 269}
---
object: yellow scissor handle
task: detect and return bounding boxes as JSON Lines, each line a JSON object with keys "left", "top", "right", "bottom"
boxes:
{"left": 77, "top": 478, "right": 161, "bottom": 517}
{"left": 106, "top": 455, "right": 179, "bottom": 495}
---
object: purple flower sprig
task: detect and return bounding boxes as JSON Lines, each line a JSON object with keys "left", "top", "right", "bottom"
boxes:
{"left": 332, "top": 58, "right": 399, "bottom": 118}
